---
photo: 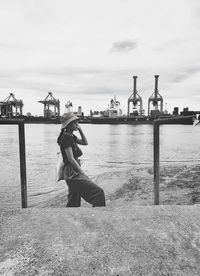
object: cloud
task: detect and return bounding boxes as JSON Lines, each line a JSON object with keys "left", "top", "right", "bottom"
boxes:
{"left": 0, "top": 0, "right": 200, "bottom": 115}
{"left": 170, "top": 66, "right": 200, "bottom": 83}
{"left": 110, "top": 40, "right": 137, "bottom": 52}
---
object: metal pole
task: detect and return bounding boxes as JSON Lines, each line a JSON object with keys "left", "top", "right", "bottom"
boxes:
{"left": 127, "top": 100, "right": 129, "bottom": 117}
{"left": 18, "top": 122, "right": 27, "bottom": 208}
{"left": 154, "top": 75, "right": 159, "bottom": 93}
{"left": 153, "top": 121, "right": 160, "bottom": 205}
{"left": 133, "top": 76, "right": 137, "bottom": 96}
{"left": 58, "top": 102, "right": 60, "bottom": 117}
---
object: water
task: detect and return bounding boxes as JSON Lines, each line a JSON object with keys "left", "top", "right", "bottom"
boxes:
{"left": 0, "top": 124, "right": 200, "bottom": 208}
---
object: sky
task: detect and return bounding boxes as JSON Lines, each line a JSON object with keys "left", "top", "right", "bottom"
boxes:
{"left": 0, "top": 0, "right": 200, "bottom": 116}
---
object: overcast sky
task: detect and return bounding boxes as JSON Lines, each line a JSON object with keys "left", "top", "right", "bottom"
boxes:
{"left": 0, "top": 0, "right": 199, "bottom": 115}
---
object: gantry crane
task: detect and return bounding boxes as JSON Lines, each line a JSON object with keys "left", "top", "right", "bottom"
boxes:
{"left": 148, "top": 75, "right": 163, "bottom": 117}
{"left": 0, "top": 93, "right": 23, "bottom": 117}
{"left": 127, "top": 76, "right": 143, "bottom": 117}
{"left": 38, "top": 92, "right": 60, "bottom": 118}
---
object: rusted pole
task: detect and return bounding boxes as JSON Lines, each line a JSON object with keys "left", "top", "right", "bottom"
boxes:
{"left": 153, "top": 121, "right": 160, "bottom": 205}
{"left": 18, "top": 122, "right": 27, "bottom": 208}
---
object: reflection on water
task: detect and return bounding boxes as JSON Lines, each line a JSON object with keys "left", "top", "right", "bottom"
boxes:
{"left": 0, "top": 123, "right": 200, "bottom": 208}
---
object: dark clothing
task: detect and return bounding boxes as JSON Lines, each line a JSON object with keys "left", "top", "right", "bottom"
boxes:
{"left": 59, "top": 132, "right": 83, "bottom": 179}
{"left": 57, "top": 130, "right": 106, "bottom": 207}
{"left": 67, "top": 175, "right": 106, "bottom": 207}
{"left": 59, "top": 133, "right": 82, "bottom": 165}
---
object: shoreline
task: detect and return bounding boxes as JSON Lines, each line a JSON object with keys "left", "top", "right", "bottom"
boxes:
{"left": 0, "top": 114, "right": 195, "bottom": 125}
{"left": 37, "top": 162, "right": 200, "bottom": 208}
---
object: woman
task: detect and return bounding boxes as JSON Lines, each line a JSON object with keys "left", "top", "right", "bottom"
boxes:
{"left": 57, "top": 112, "right": 106, "bottom": 207}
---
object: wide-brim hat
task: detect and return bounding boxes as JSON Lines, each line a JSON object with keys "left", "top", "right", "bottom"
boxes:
{"left": 60, "top": 112, "right": 79, "bottom": 129}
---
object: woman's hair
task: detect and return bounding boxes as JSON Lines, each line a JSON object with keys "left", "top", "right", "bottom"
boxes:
{"left": 57, "top": 129, "right": 64, "bottom": 145}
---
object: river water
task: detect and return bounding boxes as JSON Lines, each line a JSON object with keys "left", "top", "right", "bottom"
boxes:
{"left": 0, "top": 123, "right": 200, "bottom": 209}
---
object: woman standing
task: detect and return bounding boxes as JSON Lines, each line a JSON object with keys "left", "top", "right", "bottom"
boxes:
{"left": 57, "top": 112, "right": 106, "bottom": 207}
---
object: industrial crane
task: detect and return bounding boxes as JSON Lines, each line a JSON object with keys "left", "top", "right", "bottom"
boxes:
{"left": 0, "top": 93, "right": 23, "bottom": 117}
{"left": 148, "top": 75, "right": 163, "bottom": 117}
{"left": 127, "top": 76, "right": 143, "bottom": 117}
{"left": 38, "top": 92, "right": 60, "bottom": 118}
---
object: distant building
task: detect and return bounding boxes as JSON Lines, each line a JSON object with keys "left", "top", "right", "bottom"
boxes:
{"left": 78, "top": 106, "right": 82, "bottom": 115}
{"left": 173, "top": 107, "right": 179, "bottom": 115}
{"left": 93, "top": 111, "right": 102, "bottom": 117}
{"left": 65, "top": 101, "right": 73, "bottom": 113}
{"left": 163, "top": 103, "right": 168, "bottom": 114}
{"left": 180, "top": 107, "right": 196, "bottom": 116}
{"left": 106, "top": 96, "right": 122, "bottom": 117}
{"left": 90, "top": 96, "right": 123, "bottom": 118}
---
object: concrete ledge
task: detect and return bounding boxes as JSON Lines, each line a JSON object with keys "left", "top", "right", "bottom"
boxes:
{"left": 1, "top": 204, "right": 200, "bottom": 275}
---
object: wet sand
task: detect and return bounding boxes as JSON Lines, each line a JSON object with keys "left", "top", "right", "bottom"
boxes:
{"left": 39, "top": 163, "right": 200, "bottom": 208}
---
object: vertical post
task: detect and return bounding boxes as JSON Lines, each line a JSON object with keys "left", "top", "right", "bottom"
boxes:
{"left": 127, "top": 100, "right": 130, "bottom": 117}
{"left": 133, "top": 76, "right": 137, "bottom": 96}
{"left": 161, "top": 100, "right": 163, "bottom": 113}
{"left": 58, "top": 102, "right": 60, "bottom": 117}
{"left": 18, "top": 122, "right": 27, "bottom": 208}
{"left": 44, "top": 103, "right": 46, "bottom": 117}
{"left": 154, "top": 75, "right": 159, "bottom": 94}
{"left": 153, "top": 121, "right": 160, "bottom": 205}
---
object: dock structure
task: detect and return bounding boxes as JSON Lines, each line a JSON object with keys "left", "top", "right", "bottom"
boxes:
{"left": 148, "top": 75, "right": 163, "bottom": 117}
{"left": 0, "top": 93, "right": 23, "bottom": 118}
{"left": 127, "top": 76, "right": 143, "bottom": 117}
{"left": 38, "top": 92, "right": 60, "bottom": 118}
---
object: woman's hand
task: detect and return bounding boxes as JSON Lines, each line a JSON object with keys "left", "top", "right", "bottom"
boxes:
{"left": 76, "top": 124, "right": 82, "bottom": 131}
{"left": 76, "top": 125, "right": 88, "bottom": 145}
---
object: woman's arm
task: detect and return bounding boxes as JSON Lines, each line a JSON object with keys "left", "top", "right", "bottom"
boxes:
{"left": 65, "top": 147, "right": 85, "bottom": 174}
{"left": 76, "top": 125, "right": 88, "bottom": 145}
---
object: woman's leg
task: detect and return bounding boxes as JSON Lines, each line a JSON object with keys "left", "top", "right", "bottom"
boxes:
{"left": 65, "top": 182, "right": 81, "bottom": 207}
{"left": 67, "top": 177, "right": 106, "bottom": 207}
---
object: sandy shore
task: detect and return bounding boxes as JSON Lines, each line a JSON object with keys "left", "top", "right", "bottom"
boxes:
{"left": 2, "top": 205, "right": 200, "bottom": 275}
{"left": 1, "top": 164, "right": 200, "bottom": 275}
{"left": 38, "top": 162, "right": 200, "bottom": 208}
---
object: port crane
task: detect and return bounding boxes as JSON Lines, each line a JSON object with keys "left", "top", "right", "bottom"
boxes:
{"left": 38, "top": 92, "right": 60, "bottom": 118}
{"left": 0, "top": 93, "right": 23, "bottom": 117}
{"left": 148, "top": 75, "right": 163, "bottom": 117}
{"left": 127, "top": 76, "right": 143, "bottom": 117}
